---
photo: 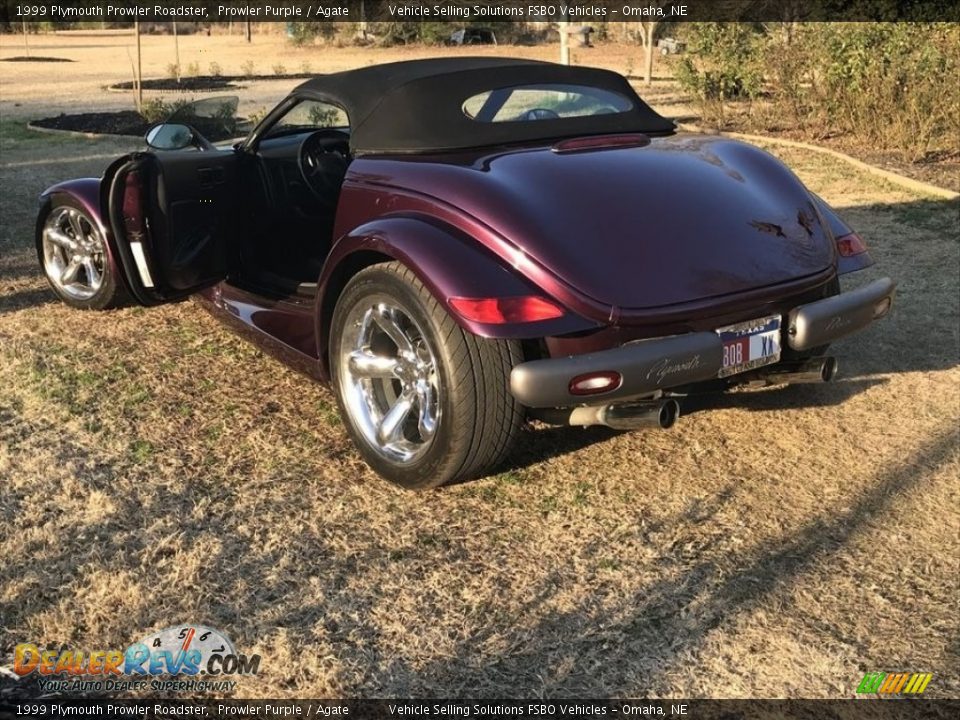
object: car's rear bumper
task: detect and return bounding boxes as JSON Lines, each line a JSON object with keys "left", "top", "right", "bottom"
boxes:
{"left": 509, "top": 277, "right": 895, "bottom": 408}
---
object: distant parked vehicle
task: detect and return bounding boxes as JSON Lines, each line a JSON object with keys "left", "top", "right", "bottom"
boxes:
{"left": 657, "top": 37, "right": 686, "bottom": 55}
{"left": 448, "top": 28, "right": 497, "bottom": 46}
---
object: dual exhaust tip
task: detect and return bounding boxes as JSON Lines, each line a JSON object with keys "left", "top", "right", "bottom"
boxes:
{"left": 751, "top": 356, "right": 838, "bottom": 386}
{"left": 558, "top": 356, "right": 837, "bottom": 431}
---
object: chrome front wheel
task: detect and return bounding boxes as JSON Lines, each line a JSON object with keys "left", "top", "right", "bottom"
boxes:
{"left": 41, "top": 206, "right": 106, "bottom": 301}
{"left": 37, "top": 199, "right": 125, "bottom": 310}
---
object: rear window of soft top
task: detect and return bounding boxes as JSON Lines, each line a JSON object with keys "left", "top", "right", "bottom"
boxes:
{"left": 462, "top": 83, "right": 634, "bottom": 123}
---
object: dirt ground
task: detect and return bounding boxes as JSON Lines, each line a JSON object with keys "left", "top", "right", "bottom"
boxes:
{"left": 1, "top": 31, "right": 958, "bottom": 699}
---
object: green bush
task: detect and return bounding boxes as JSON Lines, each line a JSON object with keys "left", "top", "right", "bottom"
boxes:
{"left": 287, "top": 22, "right": 336, "bottom": 46}
{"left": 140, "top": 98, "right": 192, "bottom": 124}
{"left": 764, "top": 23, "right": 959, "bottom": 161}
{"left": 674, "top": 23, "right": 764, "bottom": 126}
{"left": 676, "top": 22, "right": 959, "bottom": 161}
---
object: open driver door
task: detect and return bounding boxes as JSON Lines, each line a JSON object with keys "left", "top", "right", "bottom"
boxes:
{"left": 103, "top": 149, "right": 240, "bottom": 306}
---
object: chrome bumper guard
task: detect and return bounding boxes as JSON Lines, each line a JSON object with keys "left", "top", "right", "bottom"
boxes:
{"left": 787, "top": 277, "right": 895, "bottom": 351}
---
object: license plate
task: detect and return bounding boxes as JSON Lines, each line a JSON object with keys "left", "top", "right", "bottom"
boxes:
{"left": 715, "top": 314, "right": 781, "bottom": 378}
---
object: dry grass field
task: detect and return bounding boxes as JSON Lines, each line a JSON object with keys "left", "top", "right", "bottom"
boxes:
{"left": 1, "top": 32, "right": 958, "bottom": 699}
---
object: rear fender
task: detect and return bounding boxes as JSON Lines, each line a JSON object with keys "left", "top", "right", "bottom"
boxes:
{"left": 316, "top": 216, "right": 598, "bottom": 377}
{"left": 810, "top": 193, "right": 875, "bottom": 275}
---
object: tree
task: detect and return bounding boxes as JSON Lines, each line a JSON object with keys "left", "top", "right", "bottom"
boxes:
{"left": 172, "top": 21, "right": 181, "bottom": 82}
{"left": 559, "top": 17, "right": 570, "bottom": 65}
{"left": 636, "top": 21, "right": 658, "bottom": 86}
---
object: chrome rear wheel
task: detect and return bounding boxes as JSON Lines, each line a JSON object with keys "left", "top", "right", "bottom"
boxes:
{"left": 339, "top": 298, "right": 441, "bottom": 465}
{"left": 330, "top": 262, "right": 524, "bottom": 490}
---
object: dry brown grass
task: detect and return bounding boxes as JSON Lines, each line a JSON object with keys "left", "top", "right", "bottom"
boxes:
{"left": 1, "top": 36, "right": 958, "bottom": 700}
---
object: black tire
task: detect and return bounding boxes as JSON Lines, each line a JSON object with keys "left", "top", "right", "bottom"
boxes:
{"left": 36, "top": 196, "right": 128, "bottom": 310}
{"left": 329, "top": 261, "right": 524, "bottom": 490}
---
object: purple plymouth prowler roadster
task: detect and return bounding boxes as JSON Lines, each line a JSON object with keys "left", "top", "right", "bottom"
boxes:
{"left": 36, "top": 58, "right": 896, "bottom": 489}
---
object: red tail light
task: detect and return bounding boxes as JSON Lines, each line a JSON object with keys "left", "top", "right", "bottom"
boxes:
{"left": 449, "top": 296, "right": 564, "bottom": 324}
{"left": 836, "top": 232, "right": 868, "bottom": 257}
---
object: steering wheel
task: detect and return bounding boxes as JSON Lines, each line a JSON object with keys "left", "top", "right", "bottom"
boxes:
{"left": 520, "top": 108, "right": 561, "bottom": 121}
{"left": 299, "top": 129, "right": 350, "bottom": 208}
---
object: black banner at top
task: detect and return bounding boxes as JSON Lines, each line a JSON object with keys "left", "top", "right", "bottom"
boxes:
{"left": 2, "top": 0, "right": 959, "bottom": 23}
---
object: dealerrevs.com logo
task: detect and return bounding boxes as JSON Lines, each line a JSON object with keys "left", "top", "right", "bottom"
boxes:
{"left": 13, "top": 624, "right": 260, "bottom": 693}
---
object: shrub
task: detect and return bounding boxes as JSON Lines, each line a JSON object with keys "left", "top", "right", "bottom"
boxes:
{"left": 675, "top": 22, "right": 959, "bottom": 161}
{"left": 140, "top": 98, "right": 169, "bottom": 124}
{"left": 240, "top": 60, "right": 255, "bottom": 77}
{"left": 287, "top": 22, "right": 336, "bottom": 46}
{"left": 208, "top": 61, "right": 222, "bottom": 77}
{"left": 674, "top": 23, "right": 764, "bottom": 127}
{"left": 248, "top": 106, "right": 269, "bottom": 126}
{"left": 185, "top": 61, "right": 200, "bottom": 77}
{"left": 165, "top": 63, "right": 180, "bottom": 80}
{"left": 140, "top": 98, "right": 192, "bottom": 124}
{"left": 272, "top": 63, "right": 286, "bottom": 76}
{"left": 763, "top": 23, "right": 960, "bottom": 161}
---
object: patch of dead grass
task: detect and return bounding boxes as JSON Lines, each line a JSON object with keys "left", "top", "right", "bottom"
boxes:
{"left": 1, "top": 68, "right": 958, "bottom": 700}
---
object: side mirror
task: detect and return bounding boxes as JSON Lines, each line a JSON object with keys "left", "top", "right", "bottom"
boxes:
{"left": 145, "top": 123, "right": 195, "bottom": 151}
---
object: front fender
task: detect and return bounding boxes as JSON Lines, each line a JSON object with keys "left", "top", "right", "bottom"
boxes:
{"left": 316, "top": 216, "right": 598, "bottom": 376}
{"left": 38, "top": 178, "right": 105, "bottom": 234}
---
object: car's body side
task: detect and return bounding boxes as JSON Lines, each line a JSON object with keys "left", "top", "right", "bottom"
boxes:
{"left": 38, "top": 131, "right": 877, "bottom": 385}
{"left": 35, "top": 58, "right": 895, "bottom": 488}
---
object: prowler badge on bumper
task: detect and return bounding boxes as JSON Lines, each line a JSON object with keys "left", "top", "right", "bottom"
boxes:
{"left": 509, "top": 277, "right": 896, "bottom": 409}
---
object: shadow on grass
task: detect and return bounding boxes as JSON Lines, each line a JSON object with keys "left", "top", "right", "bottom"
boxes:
{"left": 0, "top": 286, "right": 55, "bottom": 315}
{"left": 398, "top": 427, "right": 958, "bottom": 694}
{"left": 680, "top": 377, "right": 886, "bottom": 417}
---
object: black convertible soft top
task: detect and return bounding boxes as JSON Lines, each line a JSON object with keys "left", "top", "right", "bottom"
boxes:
{"left": 294, "top": 58, "right": 675, "bottom": 155}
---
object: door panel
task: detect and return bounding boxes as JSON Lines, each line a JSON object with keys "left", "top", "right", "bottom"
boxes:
{"left": 105, "top": 149, "right": 239, "bottom": 305}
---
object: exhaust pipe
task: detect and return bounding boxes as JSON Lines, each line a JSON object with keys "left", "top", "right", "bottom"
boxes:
{"left": 566, "top": 398, "right": 681, "bottom": 430}
{"left": 750, "top": 356, "right": 838, "bottom": 386}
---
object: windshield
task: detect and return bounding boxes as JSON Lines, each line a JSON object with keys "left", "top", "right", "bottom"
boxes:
{"left": 263, "top": 99, "right": 350, "bottom": 140}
